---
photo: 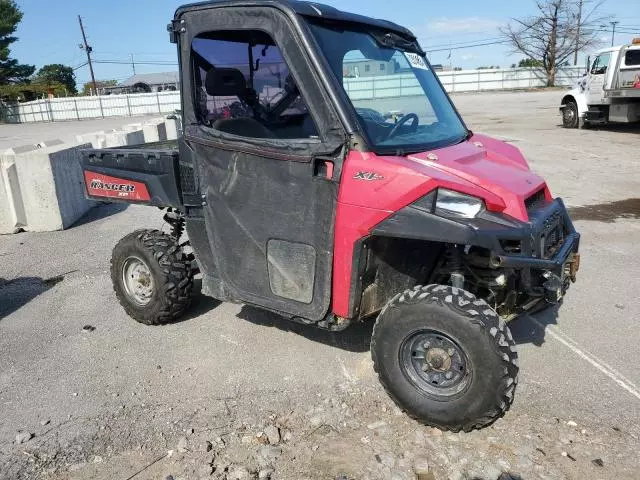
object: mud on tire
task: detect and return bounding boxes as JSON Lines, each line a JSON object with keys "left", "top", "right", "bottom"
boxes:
{"left": 371, "top": 284, "right": 518, "bottom": 432}
{"left": 111, "top": 229, "right": 194, "bottom": 325}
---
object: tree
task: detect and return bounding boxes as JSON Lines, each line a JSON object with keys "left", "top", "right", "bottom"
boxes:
{"left": 34, "top": 64, "right": 77, "bottom": 94}
{"left": 518, "top": 58, "right": 545, "bottom": 68}
{"left": 501, "top": 0, "right": 605, "bottom": 86}
{"left": 0, "top": 0, "right": 35, "bottom": 84}
{"left": 82, "top": 79, "right": 117, "bottom": 96}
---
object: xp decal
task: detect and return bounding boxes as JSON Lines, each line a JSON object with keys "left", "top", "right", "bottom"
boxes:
{"left": 354, "top": 171, "right": 384, "bottom": 181}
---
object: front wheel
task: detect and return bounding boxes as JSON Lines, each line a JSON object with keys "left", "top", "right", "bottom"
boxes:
{"left": 371, "top": 285, "right": 518, "bottom": 432}
{"left": 111, "top": 229, "right": 194, "bottom": 325}
{"left": 562, "top": 100, "right": 579, "bottom": 128}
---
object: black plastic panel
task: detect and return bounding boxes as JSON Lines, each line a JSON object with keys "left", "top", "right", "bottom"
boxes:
{"left": 81, "top": 146, "right": 183, "bottom": 208}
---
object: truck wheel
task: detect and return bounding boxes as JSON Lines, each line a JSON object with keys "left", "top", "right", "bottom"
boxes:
{"left": 562, "top": 100, "right": 579, "bottom": 128}
{"left": 111, "top": 229, "right": 194, "bottom": 325}
{"left": 371, "top": 285, "right": 518, "bottom": 432}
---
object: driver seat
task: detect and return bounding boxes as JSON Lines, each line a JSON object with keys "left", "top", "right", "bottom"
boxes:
{"left": 205, "top": 67, "right": 276, "bottom": 139}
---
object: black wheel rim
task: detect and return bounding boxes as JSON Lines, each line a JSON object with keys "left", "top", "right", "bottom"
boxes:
{"left": 400, "top": 330, "right": 472, "bottom": 399}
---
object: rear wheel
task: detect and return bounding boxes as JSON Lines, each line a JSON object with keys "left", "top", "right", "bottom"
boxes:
{"left": 562, "top": 100, "right": 579, "bottom": 128}
{"left": 111, "top": 229, "right": 194, "bottom": 325}
{"left": 371, "top": 285, "right": 518, "bottom": 432}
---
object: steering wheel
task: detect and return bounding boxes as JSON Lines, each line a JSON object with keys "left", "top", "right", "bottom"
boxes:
{"left": 386, "top": 113, "right": 419, "bottom": 140}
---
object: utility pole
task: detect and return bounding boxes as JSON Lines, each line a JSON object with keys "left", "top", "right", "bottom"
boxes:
{"left": 573, "top": 0, "right": 583, "bottom": 65}
{"left": 130, "top": 54, "right": 136, "bottom": 76}
{"left": 78, "top": 15, "right": 98, "bottom": 96}
{"left": 609, "top": 20, "right": 619, "bottom": 47}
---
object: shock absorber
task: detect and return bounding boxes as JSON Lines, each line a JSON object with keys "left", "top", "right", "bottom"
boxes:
{"left": 448, "top": 244, "right": 465, "bottom": 289}
{"left": 163, "top": 208, "right": 186, "bottom": 241}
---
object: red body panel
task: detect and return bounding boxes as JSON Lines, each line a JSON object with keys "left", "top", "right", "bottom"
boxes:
{"left": 331, "top": 136, "right": 548, "bottom": 318}
{"left": 84, "top": 171, "right": 151, "bottom": 202}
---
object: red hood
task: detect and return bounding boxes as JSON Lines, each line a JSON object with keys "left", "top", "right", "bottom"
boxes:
{"left": 338, "top": 134, "right": 549, "bottom": 222}
{"left": 407, "top": 134, "right": 547, "bottom": 220}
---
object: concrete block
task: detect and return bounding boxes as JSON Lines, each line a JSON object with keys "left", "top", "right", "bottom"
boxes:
{"left": 165, "top": 115, "right": 181, "bottom": 140}
{"left": 102, "top": 129, "right": 144, "bottom": 148}
{"left": 0, "top": 150, "right": 32, "bottom": 234}
{"left": 124, "top": 123, "right": 143, "bottom": 133}
{"left": 36, "top": 139, "right": 65, "bottom": 149}
{"left": 11, "top": 143, "right": 96, "bottom": 232}
{"left": 76, "top": 131, "right": 107, "bottom": 148}
{"left": 4, "top": 144, "right": 41, "bottom": 155}
{"left": 142, "top": 119, "right": 168, "bottom": 143}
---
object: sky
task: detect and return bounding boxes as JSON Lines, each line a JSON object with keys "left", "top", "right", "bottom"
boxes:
{"left": 11, "top": 0, "right": 640, "bottom": 88}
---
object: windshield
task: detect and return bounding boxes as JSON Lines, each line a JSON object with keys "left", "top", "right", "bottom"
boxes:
{"left": 308, "top": 22, "right": 468, "bottom": 153}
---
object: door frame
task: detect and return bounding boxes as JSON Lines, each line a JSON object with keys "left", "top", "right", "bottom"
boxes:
{"left": 175, "top": 4, "right": 348, "bottom": 321}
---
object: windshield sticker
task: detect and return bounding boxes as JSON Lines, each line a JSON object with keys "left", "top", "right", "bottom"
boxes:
{"left": 405, "top": 52, "right": 428, "bottom": 70}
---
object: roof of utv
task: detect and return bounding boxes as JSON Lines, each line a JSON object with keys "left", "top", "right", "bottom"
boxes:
{"left": 175, "top": 0, "right": 416, "bottom": 40}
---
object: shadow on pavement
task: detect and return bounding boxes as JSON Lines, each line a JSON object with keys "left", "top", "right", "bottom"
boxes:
{"left": 237, "top": 306, "right": 373, "bottom": 353}
{"left": 184, "top": 275, "right": 560, "bottom": 352}
{"left": 509, "top": 303, "right": 560, "bottom": 347}
{"left": 156, "top": 279, "right": 223, "bottom": 325}
{"left": 554, "top": 122, "right": 640, "bottom": 134}
{"left": 0, "top": 275, "right": 65, "bottom": 320}
{"left": 72, "top": 202, "right": 129, "bottom": 228}
{"left": 176, "top": 279, "right": 372, "bottom": 352}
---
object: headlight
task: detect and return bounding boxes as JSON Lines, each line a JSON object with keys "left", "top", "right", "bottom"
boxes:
{"left": 435, "top": 189, "right": 485, "bottom": 219}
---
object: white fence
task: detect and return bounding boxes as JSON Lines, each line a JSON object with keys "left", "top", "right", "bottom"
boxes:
{"left": 2, "top": 67, "right": 583, "bottom": 124}
{"left": 3, "top": 91, "right": 181, "bottom": 124}
{"left": 345, "top": 66, "right": 583, "bottom": 99}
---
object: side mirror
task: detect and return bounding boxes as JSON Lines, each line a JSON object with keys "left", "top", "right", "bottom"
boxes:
{"left": 586, "top": 56, "right": 591, "bottom": 74}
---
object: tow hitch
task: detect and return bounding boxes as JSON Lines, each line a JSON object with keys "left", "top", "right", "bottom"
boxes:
{"left": 543, "top": 252, "right": 580, "bottom": 303}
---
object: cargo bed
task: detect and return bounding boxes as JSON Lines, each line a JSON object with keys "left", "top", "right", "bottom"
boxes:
{"left": 80, "top": 140, "right": 197, "bottom": 209}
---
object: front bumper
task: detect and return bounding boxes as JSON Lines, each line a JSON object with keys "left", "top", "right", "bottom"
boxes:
{"left": 497, "top": 233, "right": 580, "bottom": 303}
{"left": 491, "top": 199, "right": 581, "bottom": 304}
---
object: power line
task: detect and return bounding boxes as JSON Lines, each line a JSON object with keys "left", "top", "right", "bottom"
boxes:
{"left": 92, "top": 59, "right": 178, "bottom": 66}
{"left": 422, "top": 36, "right": 506, "bottom": 50}
{"left": 426, "top": 39, "right": 510, "bottom": 53}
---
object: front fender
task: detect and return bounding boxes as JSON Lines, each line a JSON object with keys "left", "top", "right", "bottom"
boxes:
{"left": 560, "top": 88, "right": 588, "bottom": 117}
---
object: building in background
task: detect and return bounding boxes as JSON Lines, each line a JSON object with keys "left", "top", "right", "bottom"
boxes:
{"left": 343, "top": 58, "right": 397, "bottom": 78}
{"left": 103, "top": 72, "right": 180, "bottom": 95}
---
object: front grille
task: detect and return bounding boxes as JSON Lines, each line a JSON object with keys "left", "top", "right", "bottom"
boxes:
{"left": 525, "top": 189, "right": 548, "bottom": 213}
{"left": 539, "top": 210, "right": 564, "bottom": 259}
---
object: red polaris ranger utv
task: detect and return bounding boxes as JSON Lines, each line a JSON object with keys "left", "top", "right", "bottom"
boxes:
{"left": 81, "top": 0, "right": 581, "bottom": 431}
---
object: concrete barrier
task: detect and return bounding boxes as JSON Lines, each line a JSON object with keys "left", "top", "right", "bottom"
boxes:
{"left": 37, "top": 139, "right": 65, "bottom": 149}
{"left": 76, "top": 127, "right": 146, "bottom": 149}
{"left": 0, "top": 143, "right": 96, "bottom": 234}
{"left": 76, "top": 131, "right": 107, "bottom": 148}
{"left": 102, "top": 129, "right": 144, "bottom": 148}
{"left": 142, "top": 118, "right": 168, "bottom": 143}
{"left": 165, "top": 115, "right": 181, "bottom": 140}
{"left": 0, "top": 147, "right": 34, "bottom": 234}
{"left": 1, "top": 116, "right": 180, "bottom": 235}
{"left": 4, "top": 144, "right": 41, "bottom": 155}
{"left": 124, "top": 123, "right": 143, "bottom": 133}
